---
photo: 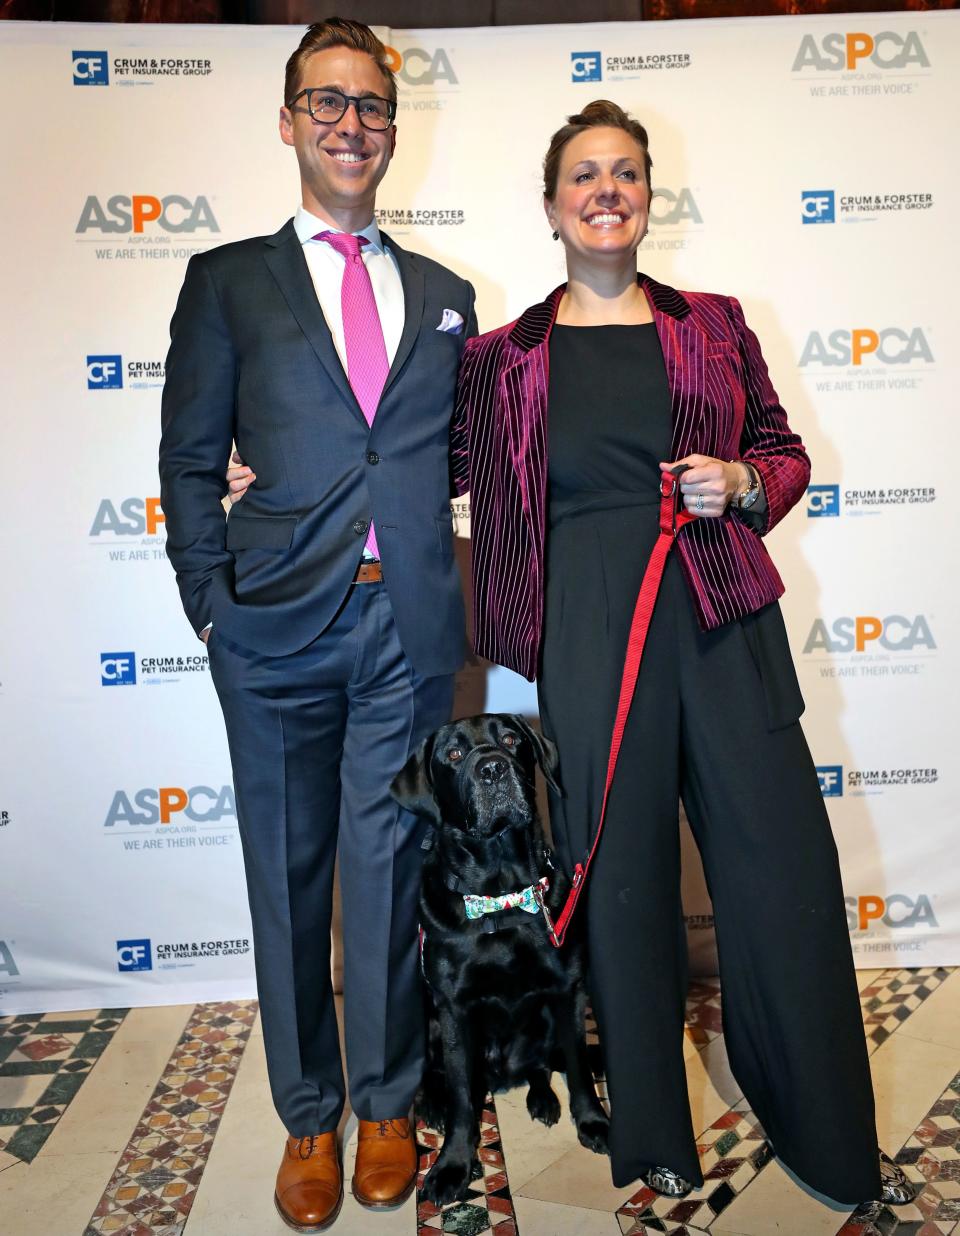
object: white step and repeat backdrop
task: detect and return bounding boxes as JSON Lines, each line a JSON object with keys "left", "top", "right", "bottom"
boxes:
{"left": 0, "top": 13, "right": 957, "bottom": 1013}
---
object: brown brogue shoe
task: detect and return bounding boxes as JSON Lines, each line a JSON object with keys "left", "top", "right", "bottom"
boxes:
{"left": 352, "top": 1118, "right": 418, "bottom": 1209}
{"left": 275, "top": 1132, "right": 343, "bottom": 1233}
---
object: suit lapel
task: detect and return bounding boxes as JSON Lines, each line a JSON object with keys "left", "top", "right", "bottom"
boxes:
{"left": 380, "top": 232, "right": 425, "bottom": 397}
{"left": 262, "top": 220, "right": 366, "bottom": 426}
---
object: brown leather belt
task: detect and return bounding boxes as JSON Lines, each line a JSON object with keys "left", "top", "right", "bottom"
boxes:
{"left": 354, "top": 560, "right": 383, "bottom": 584}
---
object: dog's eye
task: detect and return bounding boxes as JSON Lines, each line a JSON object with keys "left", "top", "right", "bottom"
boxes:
{"left": 501, "top": 734, "right": 517, "bottom": 749}
{"left": 448, "top": 747, "right": 463, "bottom": 763}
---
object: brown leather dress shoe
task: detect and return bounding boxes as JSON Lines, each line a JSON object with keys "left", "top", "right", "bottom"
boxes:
{"left": 275, "top": 1132, "right": 343, "bottom": 1233}
{"left": 352, "top": 1118, "right": 418, "bottom": 1209}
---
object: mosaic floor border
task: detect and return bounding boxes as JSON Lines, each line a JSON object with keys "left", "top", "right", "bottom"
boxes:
{"left": 416, "top": 1096, "right": 518, "bottom": 1235}
{"left": 0, "top": 1007, "right": 130, "bottom": 1164}
{"left": 616, "top": 967, "right": 954, "bottom": 1235}
{"left": 84, "top": 999, "right": 256, "bottom": 1236}
{"left": 837, "top": 1067, "right": 960, "bottom": 1236}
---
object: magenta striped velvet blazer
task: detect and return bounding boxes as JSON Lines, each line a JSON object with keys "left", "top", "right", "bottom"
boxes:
{"left": 450, "top": 276, "right": 811, "bottom": 682}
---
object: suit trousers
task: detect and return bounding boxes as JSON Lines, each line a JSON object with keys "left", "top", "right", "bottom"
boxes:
{"left": 207, "top": 581, "right": 454, "bottom": 1135}
{"left": 539, "top": 553, "right": 880, "bottom": 1204}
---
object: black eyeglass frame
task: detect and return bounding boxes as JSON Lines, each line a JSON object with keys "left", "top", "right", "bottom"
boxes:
{"left": 286, "top": 87, "right": 397, "bottom": 131}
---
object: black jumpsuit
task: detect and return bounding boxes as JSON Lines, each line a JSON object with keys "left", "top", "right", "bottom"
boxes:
{"left": 536, "top": 323, "right": 879, "bottom": 1203}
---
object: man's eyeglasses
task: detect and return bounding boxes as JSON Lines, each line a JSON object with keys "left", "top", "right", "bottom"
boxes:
{"left": 287, "top": 88, "right": 397, "bottom": 132}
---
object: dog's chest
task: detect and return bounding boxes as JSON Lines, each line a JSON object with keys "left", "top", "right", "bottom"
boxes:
{"left": 427, "top": 919, "right": 569, "bottom": 1007}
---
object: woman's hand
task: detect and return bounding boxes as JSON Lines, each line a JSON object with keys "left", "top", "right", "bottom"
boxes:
{"left": 226, "top": 450, "right": 255, "bottom": 505}
{"left": 659, "top": 455, "right": 749, "bottom": 518}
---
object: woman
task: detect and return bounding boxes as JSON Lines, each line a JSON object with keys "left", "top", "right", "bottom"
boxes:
{"left": 448, "top": 101, "right": 910, "bottom": 1209}
{"left": 227, "top": 101, "right": 911, "bottom": 1208}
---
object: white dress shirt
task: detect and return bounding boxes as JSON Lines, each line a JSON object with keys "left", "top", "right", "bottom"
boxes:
{"left": 294, "top": 206, "right": 404, "bottom": 370}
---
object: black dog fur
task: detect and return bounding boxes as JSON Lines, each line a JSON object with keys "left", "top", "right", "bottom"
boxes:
{"left": 391, "top": 713, "right": 609, "bottom": 1207}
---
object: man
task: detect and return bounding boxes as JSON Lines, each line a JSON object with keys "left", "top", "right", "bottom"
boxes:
{"left": 159, "top": 19, "right": 476, "bottom": 1232}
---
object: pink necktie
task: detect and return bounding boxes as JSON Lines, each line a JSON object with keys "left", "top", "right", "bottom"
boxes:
{"left": 317, "top": 230, "right": 388, "bottom": 559}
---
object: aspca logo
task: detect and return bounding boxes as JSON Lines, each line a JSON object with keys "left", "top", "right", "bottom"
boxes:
{"left": 87, "top": 355, "right": 123, "bottom": 389}
{"left": 104, "top": 785, "right": 236, "bottom": 827}
{"left": 792, "top": 32, "right": 930, "bottom": 73}
{"left": 650, "top": 188, "right": 703, "bottom": 226}
{"left": 101, "top": 652, "right": 137, "bottom": 686}
{"left": 845, "top": 894, "right": 938, "bottom": 932}
{"left": 801, "top": 190, "right": 835, "bottom": 224}
{"left": 799, "top": 328, "right": 933, "bottom": 367}
{"left": 384, "top": 45, "right": 457, "bottom": 86}
{"left": 117, "top": 938, "right": 152, "bottom": 971}
{"left": 75, "top": 194, "right": 219, "bottom": 235}
{"left": 0, "top": 940, "right": 19, "bottom": 978}
{"left": 73, "top": 51, "right": 109, "bottom": 85}
{"left": 817, "top": 765, "right": 843, "bottom": 797}
{"left": 807, "top": 484, "right": 840, "bottom": 517}
{"left": 571, "top": 52, "right": 602, "bottom": 82}
{"left": 89, "top": 498, "right": 164, "bottom": 537}
{"left": 803, "top": 615, "right": 936, "bottom": 655}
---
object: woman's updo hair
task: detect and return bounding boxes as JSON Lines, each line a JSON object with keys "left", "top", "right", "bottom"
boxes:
{"left": 543, "top": 100, "right": 652, "bottom": 200}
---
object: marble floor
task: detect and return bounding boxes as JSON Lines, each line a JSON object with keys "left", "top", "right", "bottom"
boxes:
{"left": 1, "top": 967, "right": 958, "bottom": 1236}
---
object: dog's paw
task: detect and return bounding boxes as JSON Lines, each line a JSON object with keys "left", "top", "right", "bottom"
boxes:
{"left": 415, "top": 1093, "right": 446, "bottom": 1133}
{"left": 576, "top": 1111, "right": 610, "bottom": 1155}
{"left": 421, "top": 1156, "right": 475, "bottom": 1206}
{"left": 526, "top": 1085, "right": 562, "bottom": 1127}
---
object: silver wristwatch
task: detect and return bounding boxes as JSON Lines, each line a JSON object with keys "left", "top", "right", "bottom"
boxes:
{"left": 735, "top": 464, "right": 761, "bottom": 510}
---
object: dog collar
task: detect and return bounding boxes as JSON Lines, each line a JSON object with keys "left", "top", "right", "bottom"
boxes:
{"left": 463, "top": 876, "right": 550, "bottom": 921}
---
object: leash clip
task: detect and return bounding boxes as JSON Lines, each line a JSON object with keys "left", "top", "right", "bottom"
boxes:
{"left": 534, "top": 883, "right": 560, "bottom": 947}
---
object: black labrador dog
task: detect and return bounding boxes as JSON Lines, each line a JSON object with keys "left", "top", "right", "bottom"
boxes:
{"left": 391, "top": 713, "right": 609, "bottom": 1206}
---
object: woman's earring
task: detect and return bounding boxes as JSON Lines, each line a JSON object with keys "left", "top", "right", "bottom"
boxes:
{"left": 552, "top": 230, "right": 559, "bottom": 241}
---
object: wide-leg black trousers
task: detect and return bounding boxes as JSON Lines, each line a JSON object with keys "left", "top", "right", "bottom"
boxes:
{"left": 538, "top": 543, "right": 880, "bottom": 1204}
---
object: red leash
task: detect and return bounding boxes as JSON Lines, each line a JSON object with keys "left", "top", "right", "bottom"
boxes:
{"left": 545, "top": 467, "right": 695, "bottom": 948}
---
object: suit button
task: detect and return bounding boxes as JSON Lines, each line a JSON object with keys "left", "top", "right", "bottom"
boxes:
{"left": 353, "top": 519, "right": 368, "bottom": 535}
{"left": 366, "top": 451, "right": 380, "bottom": 465}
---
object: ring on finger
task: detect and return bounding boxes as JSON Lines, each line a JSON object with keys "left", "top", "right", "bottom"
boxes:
{"left": 695, "top": 493, "right": 704, "bottom": 512}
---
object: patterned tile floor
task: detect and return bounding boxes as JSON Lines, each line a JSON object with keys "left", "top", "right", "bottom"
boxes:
{"left": 0, "top": 968, "right": 957, "bottom": 1235}
{"left": 0, "top": 1009, "right": 128, "bottom": 1164}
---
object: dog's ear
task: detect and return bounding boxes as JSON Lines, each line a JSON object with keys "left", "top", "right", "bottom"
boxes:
{"left": 390, "top": 734, "right": 441, "bottom": 823}
{"left": 512, "top": 716, "right": 562, "bottom": 795}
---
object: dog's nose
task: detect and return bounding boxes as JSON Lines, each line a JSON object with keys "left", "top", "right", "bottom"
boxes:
{"left": 477, "top": 755, "right": 508, "bottom": 785}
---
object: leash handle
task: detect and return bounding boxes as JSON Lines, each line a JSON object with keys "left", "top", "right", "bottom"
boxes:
{"left": 548, "top": 468, "right": 695, "bottom": 948}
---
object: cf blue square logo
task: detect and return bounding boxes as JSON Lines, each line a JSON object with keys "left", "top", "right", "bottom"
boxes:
{"left": 117, "top": 939, "right": 152, "bottom": 971}
{"left": 73, "top": 51, "right": 109, "bottom": 86}
{"left": 817, "top": 766, "right": 843, "bottom": 797}
{"left": 571, "top": 52, "right": 601, "bottom": 82}
{"left": 101, "top": 653, "right": 136, "bottom": 686}
{"left": 87, "top": 356, "right": 123, "bottom": 390}
{"left": 801, "top": 190, "right": 835, "bottom": 224}
{"left": 807, "top": 484, "right": 840, "bottom": 517}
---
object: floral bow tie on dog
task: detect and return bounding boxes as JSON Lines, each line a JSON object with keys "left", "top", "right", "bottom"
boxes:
{"left": 463, "top": 877, "right": 550, "bottom": 921}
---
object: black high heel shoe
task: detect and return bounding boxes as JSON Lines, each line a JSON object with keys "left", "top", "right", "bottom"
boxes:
{"left": 878, "top": 1148, "right": 915, "bottom": 1206}
{"left": 643, "top": 1165, "right": 694, "bottom": 1198}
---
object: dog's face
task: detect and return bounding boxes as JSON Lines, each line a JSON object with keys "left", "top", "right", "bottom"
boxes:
{"left": 391, "top": 713, "right": 560, "bottom": 837}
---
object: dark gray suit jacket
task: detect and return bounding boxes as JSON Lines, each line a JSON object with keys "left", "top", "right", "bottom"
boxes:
{"left": 159, "top": 219, "right": 476, "bottom": 675}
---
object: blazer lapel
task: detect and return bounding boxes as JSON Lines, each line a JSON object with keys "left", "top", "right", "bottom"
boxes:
{"left": 379, "top": 232, "right": 425, "bottom": 397}
{"left": 499, "top": 288, "right": 564, "bottom": 552}
{"left": 262, "top": 220, "right": 366, "bottom": 426}
{"left": 643, "top": 275, "right": 710, "bottom": 459}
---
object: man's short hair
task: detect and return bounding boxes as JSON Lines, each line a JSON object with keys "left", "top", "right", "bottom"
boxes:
{"left": 284, "top": 18, "right": 398, "bottom": 108}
